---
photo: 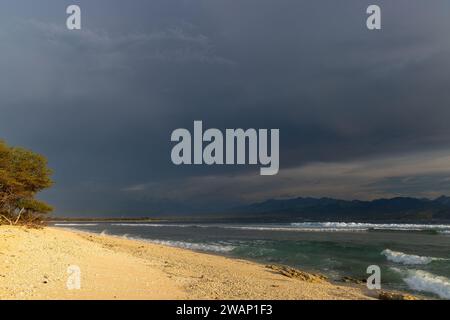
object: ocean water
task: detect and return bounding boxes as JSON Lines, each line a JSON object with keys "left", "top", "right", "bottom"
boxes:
{"left": 53, "top": 221, "right": 450, "bottom": 299}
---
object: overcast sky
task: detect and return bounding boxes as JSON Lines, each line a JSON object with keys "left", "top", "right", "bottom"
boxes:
{"left": 1, "top": 0, "right": 450, "bottom": 216}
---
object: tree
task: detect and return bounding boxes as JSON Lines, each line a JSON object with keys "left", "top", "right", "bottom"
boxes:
{"left": 0, "top": 140, "right": 53, "bottom": 226}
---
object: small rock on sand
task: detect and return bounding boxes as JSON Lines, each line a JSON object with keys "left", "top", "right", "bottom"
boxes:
{"left": 266, "top": 265, "right": 328, "bottom": 283}
{"left": 340, "top": 276, "right": 366, "bottom": 285}
{"left": 378, "top": 290, "right": 418, "bottom": 300}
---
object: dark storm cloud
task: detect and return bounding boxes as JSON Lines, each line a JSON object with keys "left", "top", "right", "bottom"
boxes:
{"left": 1, "top": 0, "right": 450, "bottom": 215}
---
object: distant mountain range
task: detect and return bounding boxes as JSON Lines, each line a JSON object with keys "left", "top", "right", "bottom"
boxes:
{"left": 232, "top": 196, "right": 450, "bottom": 222}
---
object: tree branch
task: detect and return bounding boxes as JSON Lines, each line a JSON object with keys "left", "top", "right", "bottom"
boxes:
{"left": 14, "top": 207, "right": 25, "bottom": 225}
{"left": 0, "top": 214, "right": 13, "bottom": 225}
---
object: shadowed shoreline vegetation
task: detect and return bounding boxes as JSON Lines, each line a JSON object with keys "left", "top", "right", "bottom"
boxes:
{"left": 0, "top": 140, "right": 53, "bottom": 227}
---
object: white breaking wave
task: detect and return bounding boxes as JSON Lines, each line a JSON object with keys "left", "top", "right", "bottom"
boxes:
{"left": 62, "top": 221, "right": 450, "bottom": 233}
{"left": 94, "top": 231, "right": 236, "bottom": 253}
{"left": 147, "top": 239, "right": 235, "bottom": 253}
{"left": 111, "top": 223, "right": 362, "bottom": 232}
{"left": 113, "top": 223, "right": 367, "bottom": 232}
{"left": 113, "top": 223, "right": 179, "bottom": 227}
{"left": 224, "top": 226, "right": 368, "bottom": 232}
{"left": 381, "top": 249, "right": 445, "bottom": 265}
{"left": 290, "top": 222, "right": 450, "bottom": 232}
{"left": 395, "top": 269, "right": 450, "bottom": 299}
{"left": 112, "top": 223, "right": 207, "bottom": 228}
{"left": 54, "top": 223, "right": 99, "bottom": 226}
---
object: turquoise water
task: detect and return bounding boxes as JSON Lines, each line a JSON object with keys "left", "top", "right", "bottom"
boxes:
{"left": 53, "top": 222, "right": 450, "bottom": 299}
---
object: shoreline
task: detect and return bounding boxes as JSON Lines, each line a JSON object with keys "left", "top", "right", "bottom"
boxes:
{"left": 1, "top": 226, "right": 380, "bottom": 300}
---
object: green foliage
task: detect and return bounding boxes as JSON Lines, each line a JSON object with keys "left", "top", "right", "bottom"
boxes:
{"left": 0, "top": 140, "right": 53, "bottom": 226}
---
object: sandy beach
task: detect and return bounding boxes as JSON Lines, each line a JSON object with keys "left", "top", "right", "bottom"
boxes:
{"left": 0, "top": 226, "right": 374, "bottom": 300}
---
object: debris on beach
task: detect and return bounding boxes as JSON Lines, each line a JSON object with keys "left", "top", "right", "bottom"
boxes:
{"left": 340, "top": 276, "right": 366, "bottom": 285}
{"left": 265, "top": 265, "right": 328, "bottom": 283}
{"left": 378, "top": 290, "right": 418, "bottom": 300}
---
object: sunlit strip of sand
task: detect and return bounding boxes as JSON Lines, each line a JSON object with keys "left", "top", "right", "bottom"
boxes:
{"left": 0, "top": 226, "right": 372, "bottom": 300}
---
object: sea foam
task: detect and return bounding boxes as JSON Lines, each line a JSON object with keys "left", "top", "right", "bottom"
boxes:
{"left": 381, "top": 249, "right": 445, "bottom": 265}
{"left": 54, "top": 223, "right": 99, "bottom": 226}
{"left": 402, "top": 269, "right": 450, "bottom": 299}
{"left": 291, "top": 222, "right": 450, "bottom": 232}
{"left": 146, "top": 239, "right": 235, "bottom": 253}
{"left": 107, "top": 222, "right": 450, "bottom": 233}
